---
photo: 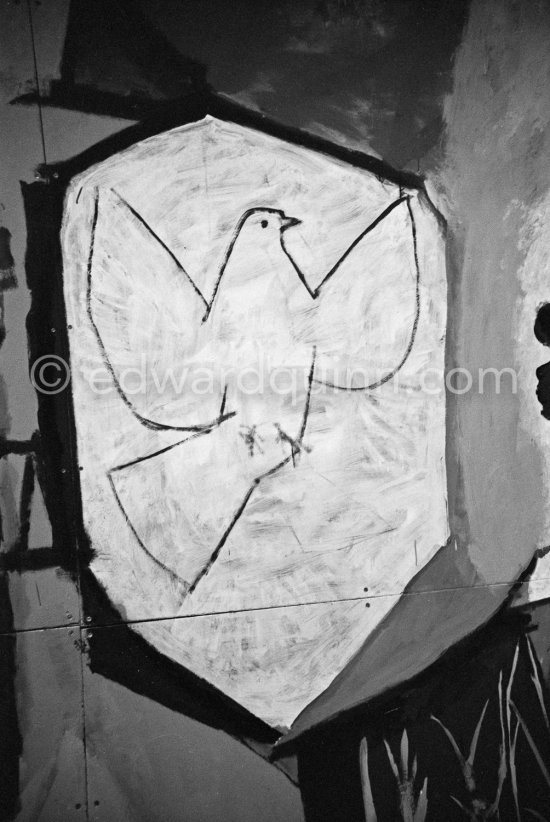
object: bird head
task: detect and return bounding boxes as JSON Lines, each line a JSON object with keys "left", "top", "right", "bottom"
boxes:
{"left": 240, "top": 208, "right": 302, "bottom": 243}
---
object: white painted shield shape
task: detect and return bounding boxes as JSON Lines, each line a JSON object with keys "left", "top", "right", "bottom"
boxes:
{"left": 62, "top": 116, "right": 448, "bottom": 729}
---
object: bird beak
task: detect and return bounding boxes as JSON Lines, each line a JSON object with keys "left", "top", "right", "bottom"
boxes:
{"left": 281, "top": 215, "right": 302, "bottom": 231}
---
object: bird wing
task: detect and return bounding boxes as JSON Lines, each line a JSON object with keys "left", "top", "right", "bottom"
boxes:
{"left": 108, "top": 418, "right": 254, "bottom": 592}
{"left": 87, "top": 188, "right": 228, "bottom": 430}
{"left": 285, "top": 196, "right": 420, "bottom": 390}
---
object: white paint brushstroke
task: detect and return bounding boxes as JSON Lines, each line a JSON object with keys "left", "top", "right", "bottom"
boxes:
{"left": 61, "top": 117, "right": 448, "bottom": 727}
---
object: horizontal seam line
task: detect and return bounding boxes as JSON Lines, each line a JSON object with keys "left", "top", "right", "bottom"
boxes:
{"left": 0, "top": 578, "right": 537, "bottom": 636}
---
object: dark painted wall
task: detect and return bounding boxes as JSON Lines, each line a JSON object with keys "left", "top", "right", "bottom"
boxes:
{"left": 2, "top": 1, "right": 550, "bottom": 820}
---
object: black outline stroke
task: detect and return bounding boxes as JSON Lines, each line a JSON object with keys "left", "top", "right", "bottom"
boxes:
{"left": 308, "top": 196, "right": 421, "bottom": 391}
{"left": 86, "top": 188, "right": 235, "bottom": 432}
{"left": 281, "top": 195, "right": 407, "bottom": 299}
{"left": 112, "top": 190, "right": 208, "bottom": 309}
{"left": 109, "top": 347, "right": 317, "bottom": 595}
{"left": 202, "top": 207, "right": 299, "bottom": 321}
{"left": 87, "top": 188, "right": 420, "bottom": 428}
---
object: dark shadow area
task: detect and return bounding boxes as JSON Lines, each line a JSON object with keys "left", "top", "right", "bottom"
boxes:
{"left": 138, "top": 0, "right": 471, "bottom": 171}
{"left": 8, "top": 3, "right": 550, "bottom": 820}
{"left": 79, "top": 567, "right": 296, "bottom": 780}
{"left": 36, "top": 88, "right": 425, "bottom": 191}
{"left": 297, "top": 606, "right": 550, "bottom": 821}
{"left": 6, "top": 88, "right": 438, "bottom": 809}
{"left": 13, "top": 0, "right": 206, "bottom": 120}
{"left": 12, "top": 0, "right": 470, "bottom": 172}
{"left": 536, "top": 303, "right": 550, "bottom": 419}
{"left": 16, "top": 130, "right": 305, "bottom": 787}
{"left": 0, "top": 617, "right": 20, "bottom": 822}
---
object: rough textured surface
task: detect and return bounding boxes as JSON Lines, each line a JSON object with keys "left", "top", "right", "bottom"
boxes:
{"left": 3, "top": 0, "right": 550, "bottom": 818}
{"left": 62, "top": 117, "right": 447, "bottom": 727}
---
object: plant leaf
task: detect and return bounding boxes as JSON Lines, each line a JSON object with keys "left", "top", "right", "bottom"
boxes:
{"left": 490, "top": 670, "right": 507, "bottom": 813}
{"left": 526, "top": 637, "right": 550, "bottom": 733}
{"left": 451, "top": 795, "right": 475, "bottom": 820}
{"left": 431, "top": 714, "right": 478, "bottom": 793}
{"left": 467, "top": 699, "right": 489, "bottom": 767}
{"left": 451, "top": 795, "right": 470, "bottom": 816}
{"left": 431, "top": 715, "right": 466, "bottom": 769}
{"left": 506, "top": 642, "right": 520, "bottom": 743}
{"left": 359, "top": 737, "right": 378, "bottom": 822}
{"left": 488, "top": 741, "right": 507, "bottom": 816}
{"left": 413, "top": 777, "right": 428, "bottom": 822}
{"left": 401, "top": 730, "right": 410, "bottom": 780}
{"left": 384, "top": 738, "right": 400, "bottom": 781}
{"left": 505, "top": 651, "right": 521, "bottom": 822}
{"left": 511, "top": 701, "right": 550, "bottom": 789}
{"left": 509, "top": 716, "right": 521, "bottom": 822}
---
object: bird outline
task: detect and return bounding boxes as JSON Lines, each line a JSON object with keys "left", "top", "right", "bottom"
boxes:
{"left": 203, "top": 206, "right": 302, "bottom": 321}
{"left": 85, "top": 185, "right": 422, "bottom": 598}
{"left": 86, "top": 186, "right": 419, "bottom": 433}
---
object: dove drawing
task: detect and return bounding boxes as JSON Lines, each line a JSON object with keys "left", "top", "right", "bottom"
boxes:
{"left": 88, "top": 189, "right": 419, "bottom": 434}
{"left": 63, "top": 115, "right": 447, "bottom": 729}
{"left": 87, "top": 186, "right": 420, "bottom": 593}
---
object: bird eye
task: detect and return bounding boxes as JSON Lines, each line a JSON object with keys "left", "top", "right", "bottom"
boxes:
{"left": 261, "top": 219, "right": 268, "bottom": 228}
